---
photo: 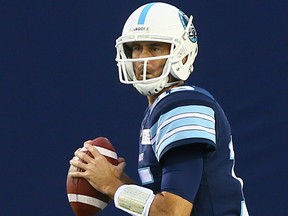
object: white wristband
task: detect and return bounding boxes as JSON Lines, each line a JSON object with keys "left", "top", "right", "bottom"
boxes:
{"left": 114, "top": 184, "right": 155, "bottom": 216}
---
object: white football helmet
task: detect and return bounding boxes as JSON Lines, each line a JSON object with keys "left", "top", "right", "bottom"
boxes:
{"left": 115, "top": 2, "right": 198, "bottom": 96}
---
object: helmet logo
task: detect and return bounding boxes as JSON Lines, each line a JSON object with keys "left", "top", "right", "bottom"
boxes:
{"left": 129, "top": 25, "right": 150, "bottom": 33}
{"left": 179, "top": 10, "right": 197, "bottom": 43}
{"left": 189, "top": 25, "right": 197, "bottom": 43}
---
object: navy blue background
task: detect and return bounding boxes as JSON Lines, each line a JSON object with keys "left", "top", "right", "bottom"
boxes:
{"left": 1, "top": 1, "right": 287, "bottom": 215}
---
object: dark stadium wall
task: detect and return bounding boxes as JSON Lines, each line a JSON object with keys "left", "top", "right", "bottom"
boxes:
{"left": 1, "top": 0, "right": 287, "bottom": 215}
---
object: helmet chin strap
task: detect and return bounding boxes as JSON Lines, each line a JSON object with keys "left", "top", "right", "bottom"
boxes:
{"left": 134, "top": 77, "right": 183, "bottom": 96}
{"left": 133, "top": 76, "right": 169, "bottom": 96}
{"left": 163, "top": 79, "right": 184, "bottom": 93}
{"left": 165, "top": 80, "right": 183, "bottom": 88}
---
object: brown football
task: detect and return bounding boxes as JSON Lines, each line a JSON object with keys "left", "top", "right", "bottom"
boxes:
{"left": 66, "top": 137, "right": 119, "bottom": 216}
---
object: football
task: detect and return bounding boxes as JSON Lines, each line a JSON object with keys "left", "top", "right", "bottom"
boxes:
{"left": 66, "top": 137, "right": 119, "bottom": 216}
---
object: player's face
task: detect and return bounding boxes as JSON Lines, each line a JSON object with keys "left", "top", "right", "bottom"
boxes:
{"left": 130, "top": 41, "right": 171, "bottom": 80}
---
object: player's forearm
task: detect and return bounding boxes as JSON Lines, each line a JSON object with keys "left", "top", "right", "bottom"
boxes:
{"left": 148, "top": 191, "right": 193, "bottom": 216}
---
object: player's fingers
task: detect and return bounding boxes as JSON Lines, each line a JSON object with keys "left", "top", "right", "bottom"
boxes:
{"left": 68, "top": 169, "right": 84, "bottom": 178}
{"left": 70, "top": 148, "right": 81, "bottom": 160}
{"left": 84, "top": 143, "right": 102, "bottom": 158}
{"left": 74, "top": 147, "right": 94, "bottom": 163}
{"left": 83, "top": 140, "right": 92, "bottom": 145}
{"left": 69, "top": 157, "right": 87, "bottom": 170}
{"left": 71, "top": 150, "right": 94, "bottom": 170}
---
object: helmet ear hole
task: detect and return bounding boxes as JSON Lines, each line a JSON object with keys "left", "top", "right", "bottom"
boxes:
{"left": 182, "top": 55, "right": 188, "bottom": 64}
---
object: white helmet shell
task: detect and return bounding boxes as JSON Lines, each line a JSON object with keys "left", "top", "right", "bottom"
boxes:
{"left": 115, "top": 2, "right": 198, "bottom": 96}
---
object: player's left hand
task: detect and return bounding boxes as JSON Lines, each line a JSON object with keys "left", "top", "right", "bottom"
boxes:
{"left": 69, "top": 141, "right": 126, "bottom": 198}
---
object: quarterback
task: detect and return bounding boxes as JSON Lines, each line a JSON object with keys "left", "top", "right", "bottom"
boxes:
{"left": 69, "top": 2, "right": 249, "bottom": 216}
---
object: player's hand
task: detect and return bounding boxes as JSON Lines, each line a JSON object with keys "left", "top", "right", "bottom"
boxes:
{"left": 69, "top": 141, "right": 126, "bottom": 198}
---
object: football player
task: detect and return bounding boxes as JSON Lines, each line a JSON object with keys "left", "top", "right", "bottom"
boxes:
{"left": 70, "top": 2, "right": 249, "bottom": 216}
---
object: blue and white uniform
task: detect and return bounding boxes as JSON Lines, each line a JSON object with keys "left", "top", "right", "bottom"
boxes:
{"left": 138, "top": 85, "right": 248, "bottom": 215}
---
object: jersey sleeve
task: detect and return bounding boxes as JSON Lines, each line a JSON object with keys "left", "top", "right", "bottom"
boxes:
{"left": 161, "top": 145, "right": 204, "bottom": 203}
{"left": 150, "top": 87, "right": 217, "bottom": 161}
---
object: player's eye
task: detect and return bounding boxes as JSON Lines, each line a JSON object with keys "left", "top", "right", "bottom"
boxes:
{"left": 132, "top": 45, "right": 141, "bottom": 52}
{"left": 151, "top": 46, "right": 160, "bottom": 52}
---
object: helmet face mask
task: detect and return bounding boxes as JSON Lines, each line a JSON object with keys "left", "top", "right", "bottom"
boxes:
{"left": 115, "top": 2, "right": 198, "bottom": 96}
{"left": 116, "top": 38, "right": 177, "bottom": 83}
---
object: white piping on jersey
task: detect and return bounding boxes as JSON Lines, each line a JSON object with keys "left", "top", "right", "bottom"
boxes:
{"left": 154, "top": 125, "right": 216, "bottom": 154}
{"left": 151, "top": 112, "right": 215, "bottom": 144}
{"left": 161, "top": 112, "right": 215, "bottom": 129}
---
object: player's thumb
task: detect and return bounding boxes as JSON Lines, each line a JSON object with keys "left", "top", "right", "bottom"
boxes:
{"left": 117, "top": 160, "right": 126, "bottom": 172}
{"left": 118, "top": 157, "right": 126, "bottom": 164}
